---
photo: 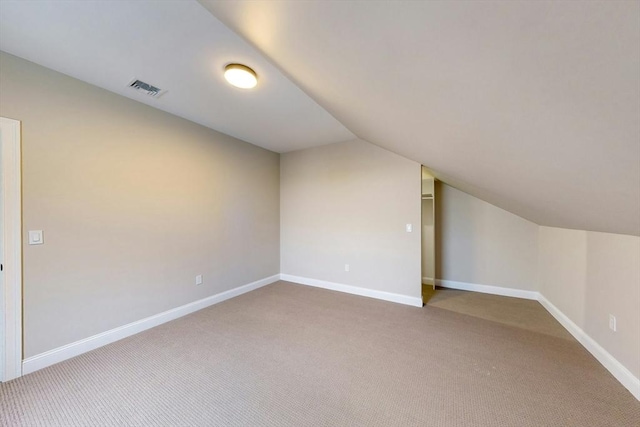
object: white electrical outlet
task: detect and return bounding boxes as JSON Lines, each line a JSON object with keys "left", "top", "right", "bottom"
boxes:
{"left": 609, "top": 314, "right": 616, "bottom": 332}
{"left": 406, "top": 223, "right": 412, "bottom": 232}
{"left": 195, "top": 275, "right": 203, "bottom": 286}
{"left": 345, "top": 264, "right": 350, "bottom": 272}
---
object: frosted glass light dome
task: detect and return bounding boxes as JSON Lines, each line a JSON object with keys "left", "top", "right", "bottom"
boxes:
{"left": 224, "top": 64, "right": 258, "bottom": 89}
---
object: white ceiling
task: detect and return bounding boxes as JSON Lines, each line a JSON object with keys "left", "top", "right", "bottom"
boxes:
{"left": 0, "top": 0, "right": 354, "bottom": 153}
{"left": 201, "top": 0, "right": 640, "bottom": 236}
{"left": 1, "top": 1, "right": 638, "bottom": 236}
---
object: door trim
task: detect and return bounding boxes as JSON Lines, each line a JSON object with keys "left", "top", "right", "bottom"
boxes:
{"left": 1, "top": 117, "right": 22, "bottom": 382}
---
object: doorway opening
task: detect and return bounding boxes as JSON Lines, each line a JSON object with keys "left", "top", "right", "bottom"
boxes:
{"left": 421, "top": 166, "right": 436, "bottom": 304}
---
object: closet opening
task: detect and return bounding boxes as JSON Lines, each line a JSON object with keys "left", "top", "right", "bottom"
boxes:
{"left": 421, "top": 166, "right": 436, "bottom": 304}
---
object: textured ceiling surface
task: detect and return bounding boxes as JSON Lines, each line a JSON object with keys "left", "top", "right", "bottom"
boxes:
{"left": 1, "top": 0, "right": 638, "bottom": 235}
{"left": 201, "top": 0, "right": 640, "bottom": 236}
{"left": 0, "top": 0, "right": 354, "bottom": 153}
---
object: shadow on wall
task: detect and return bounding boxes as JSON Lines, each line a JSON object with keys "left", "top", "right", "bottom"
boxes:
{"left": 434, "top": 180, "right": 483, "bottom": 284}
{"left": 434, "top": 181, "right": 539, "bottom": 291}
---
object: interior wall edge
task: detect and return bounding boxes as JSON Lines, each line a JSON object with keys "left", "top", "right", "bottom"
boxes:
{"left": 280, "top": 274, "right": 423, "bottom": 308}
{"left": 435, "top": 279, "right": 539, "bottom": 301}
{"left": 0, "top": 116, "right": 23, "bottom": 382}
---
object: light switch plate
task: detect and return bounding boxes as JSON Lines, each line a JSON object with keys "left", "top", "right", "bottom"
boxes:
{"left": 406, "top": 223, "right": 412, "bottom": 232}
{"left": 28, "top": 230, "right": 44, "bottom": 245}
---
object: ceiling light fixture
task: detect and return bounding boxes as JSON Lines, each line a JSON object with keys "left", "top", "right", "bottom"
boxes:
{"left": 224, "top": 63, "right": 258, "bottom": 89}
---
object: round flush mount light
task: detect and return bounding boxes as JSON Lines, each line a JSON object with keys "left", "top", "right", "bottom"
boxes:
{"left": 224, "top": 63, "right": 258, "bottom": 89}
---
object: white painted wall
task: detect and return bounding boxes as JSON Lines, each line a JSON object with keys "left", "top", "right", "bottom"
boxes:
{"left": 280, "top": 139, "right": 421, "bottom": 301}
{"left": 436, "top": 183, "right": 539, "bottom": 291}
{"left": 538, "top": 226, "right": 640, "bottom": 380}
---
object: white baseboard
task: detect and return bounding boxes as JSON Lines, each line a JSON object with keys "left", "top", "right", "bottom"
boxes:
{"left": 280, "top": 274, "right": 423, "bottom": 307}
{"left": 436, "top": 279, "right": 539, "bottom": 300}
{"left": 421, "top": 277, "right": 434, "bottom": 285}
{"left": 538, "top": 294, "right": 640, "bottom": 401}
{"left": 436, "top": 279, "right": 639, "bottom": 400}
{"left": 22, "top": 274, "right": 280, "bottom": 375}
{"left": 20, "top": 273, "right": 639, "bottom": 401}
{"left": 440, "top": 278, "right": 639, "bottom": 400}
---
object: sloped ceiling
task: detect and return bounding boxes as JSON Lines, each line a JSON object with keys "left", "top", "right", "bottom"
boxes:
{"left": 0, "top": 0, "right": 354, "bottom": 153}
{"left": 0, "top": 1, "right": 637, "bottom": 236}
{"left": 201, "top": 0, "right": 640, "bottom": 236}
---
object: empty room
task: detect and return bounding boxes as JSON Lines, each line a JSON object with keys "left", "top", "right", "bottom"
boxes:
{"left": 1, "top": 1, "right": 639, "bottom": 426}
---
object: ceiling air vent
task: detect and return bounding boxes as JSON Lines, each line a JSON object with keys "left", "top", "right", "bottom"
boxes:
{"left": 128, "top": 79, "right": 166, "bottom": 98}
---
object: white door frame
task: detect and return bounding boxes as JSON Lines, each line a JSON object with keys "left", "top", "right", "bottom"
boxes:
{"left": 1, "top": 117, "right": 22, "bottom": 382}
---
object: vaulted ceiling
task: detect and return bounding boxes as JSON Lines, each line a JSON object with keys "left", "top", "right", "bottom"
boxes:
{"left": 1, "top": 1, "right": 638, "bottom": 236}
{"left": 0, "top": 0, "right": 354, "bottom": 152}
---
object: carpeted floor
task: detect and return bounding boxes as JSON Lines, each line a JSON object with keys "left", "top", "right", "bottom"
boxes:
{"left": 1, "top": 281, "right": 639, "bottom": 426}
{"left": 424, "top": 285, "right": 575, "bottom": 339}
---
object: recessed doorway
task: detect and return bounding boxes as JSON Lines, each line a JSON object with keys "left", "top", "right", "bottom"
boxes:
{"left": 421, "top": 166, "right": 436, "bottom": 303}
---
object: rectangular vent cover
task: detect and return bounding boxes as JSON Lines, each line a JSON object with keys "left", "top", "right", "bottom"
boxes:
{"left": 128, "top": 79, "right": 166, "bottom": 98}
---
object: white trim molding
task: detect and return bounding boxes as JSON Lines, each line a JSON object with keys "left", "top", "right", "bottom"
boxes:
{"left": 280, "top": 274, "right": 423, "bottom": 307}
{"left": 436, "top": 279, "right": 538, "bottom": 300}
{"left": 432, "top": 278, "right": 639, "bottom": 400}
{"left": 0, "top": 117, "right": 22, "bottom": 382}
{"left": 538, "top": 294, "right": 640, "bottom": 401}
{"left": 23, "top": 274, "right": 280, "bottom": 375}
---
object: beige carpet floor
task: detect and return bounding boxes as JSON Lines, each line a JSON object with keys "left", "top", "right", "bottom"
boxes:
{"left": 425, "top": 285, "right": 575, "bottom": 340}
{"left": 1, "top": 281, "right": 639, "bottom": 426}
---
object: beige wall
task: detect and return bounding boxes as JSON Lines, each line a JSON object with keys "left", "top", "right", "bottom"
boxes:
{"left": 436, "top": 182, "right": 539, "bottom": 291}
{"left": 2, "top": 51, "right": 637, "bottom": 390}
{"left": 437, "top": 184, "right": 639, "bottom": 385}
{"left": 280, "top": 139, "right": 421, "bottom": 299}
{"left": 0, "top": 52, "right": 280, "bottom": 357}
{"left": 538, "top": 226, "right": 640, "bottom": 379}
{"left": 537, "top": 227, "right": 587, "bottom": 325}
